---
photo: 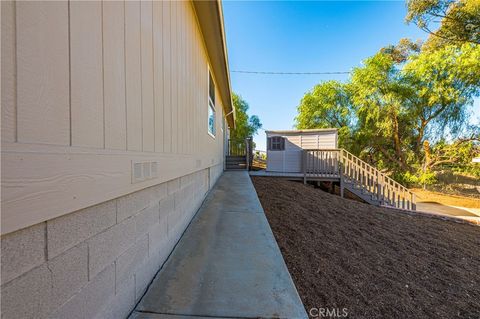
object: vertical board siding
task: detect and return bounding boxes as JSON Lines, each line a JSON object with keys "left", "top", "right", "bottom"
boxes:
{"left": 179, "top": 2, "right": 186, "bottom": 154}
{"left": 194, "top": 20, "right": 200, "bottom": 155}
{"left": 153, "top": 1, "right": 164, "bottom": 152}
{"left": 162, "top": 1, "right": 172, "bottom": 153}
{"left": 6, "top": 0, "right": 219, "bottom": 153}
{"left": 177, "top": 2, "right": 183, "bottom": 154}
{"left": 125, "top": 1, "right": 142, "bottom": 151}
{"left": 103, "top": 1, "right": 127, "bottom": 150}
{"left": 186, "top": 3, "right": 193, "bottom": 154}
{"left": 171, "top": 2, "right": 178, "bottom": 154}
{"left": 140, "top": 0, "right": 155, "bottom": 152}
{"left": 1, "top": 1, "right": 16, "bottom": 143}
{"left": 16, "top": 1, "right": 70, "bottom": 145}
{"left": 70, "top": 1, "right": 104, "bottom": 148}
{"left": 2, "top": 0, "right": 229, "bottom": 234}
{"left": 194, "top": 13, "right": 201, "bottom": 155}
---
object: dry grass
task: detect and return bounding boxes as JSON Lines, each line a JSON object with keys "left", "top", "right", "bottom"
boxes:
{"left": 412, "top": 188, "right": 480, "bottom": 208}
{"left": 251, "top": 159, "right": 266, "bottom": 170}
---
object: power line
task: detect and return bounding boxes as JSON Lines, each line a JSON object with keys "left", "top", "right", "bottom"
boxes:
{"left": 231, "top": 70, "right": 350, "bottom": 75}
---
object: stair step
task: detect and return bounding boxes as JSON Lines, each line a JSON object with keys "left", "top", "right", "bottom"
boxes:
{"left": 226, "top": 156, "right": 246, "bottom": 160}
{"left": 225, "top": 165, "right": 247, "bottom": 170}
{"left": 338, "top": 154, "right": 415, "bottom": 211}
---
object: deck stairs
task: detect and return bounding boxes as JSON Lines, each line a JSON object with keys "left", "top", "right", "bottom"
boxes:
{"left": 225, "top": 138, "right": 253, "bottom": 171}
{"left": 226, "top": 155, "right": 247, "bottom": 170}
{"left": 304, "top": 149, "right": 416, "bottom": 210}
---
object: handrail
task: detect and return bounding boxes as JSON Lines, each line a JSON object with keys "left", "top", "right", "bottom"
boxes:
{"left": 227, "top": 139, "right": 246, "bottom": 156}
{"left": 226, "top": 137, "right": 253, "bottom": 170}
{"left": 302, "top": 148, "right": 416, "bottom": 210}
{"left": 340, "top": 149, "right": 410, "bottom": 194}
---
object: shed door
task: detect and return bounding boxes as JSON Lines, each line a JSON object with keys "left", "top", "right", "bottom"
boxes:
{"left": 266, "top": 136, "right": 285, "bottom": 172}
{"left": 283, "top": 136, "right": 302, "bottom": 173}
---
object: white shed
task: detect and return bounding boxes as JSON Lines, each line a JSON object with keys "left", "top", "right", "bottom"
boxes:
{"left": 266, "top": 129, "right": 338, "bottom": 173}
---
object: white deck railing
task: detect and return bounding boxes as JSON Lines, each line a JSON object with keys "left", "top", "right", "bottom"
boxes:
{"left": 302, "top": 149, "right": 416, "bottom": 210}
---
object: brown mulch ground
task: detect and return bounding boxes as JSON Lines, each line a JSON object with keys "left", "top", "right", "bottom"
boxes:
{"left": 251, "top": 177, "right": 480, "bottom": 319}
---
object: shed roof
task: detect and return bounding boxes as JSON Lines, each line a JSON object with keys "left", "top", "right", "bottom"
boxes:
{"left": 265, "top": 128, "right": 338, "bottom": 135}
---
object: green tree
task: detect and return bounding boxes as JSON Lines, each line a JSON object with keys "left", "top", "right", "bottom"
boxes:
{"left": 230, "top": 93, "right": 262, "bottom": 141}
{"left": 406, "top": 0, "right": 480, "bottom": 49}
{"left": 295, "top": 81, "right": 353, "bottom": 148}
{"left": 295, "top": 40, "right": 480, "bottom": 184}
{"left": 380, "top": 38, "right": 422, "bottom": 63}
{"left": 348, "top": 52, "right": 416, "bottom": 170}
{"left": 403, "top": 43, "right": 480, "bottom": 152}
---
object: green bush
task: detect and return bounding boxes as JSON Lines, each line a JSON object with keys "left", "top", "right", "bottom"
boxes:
{"left": 397, "top": 170, "right": 437, "bottom": 187}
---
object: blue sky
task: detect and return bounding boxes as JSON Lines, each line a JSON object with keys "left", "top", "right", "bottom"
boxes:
{"left": 222, "top": 0, "right": 480, "bottom": 151}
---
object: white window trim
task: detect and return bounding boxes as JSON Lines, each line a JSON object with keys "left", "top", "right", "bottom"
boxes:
{"left": 207, "top": 66, "right": 216, "bottom": 139}
{"left": 208, "top": 99, "right": 216, "bottom": 139}
{"left": 268, "top": 136, "right": 285, "bottom": 151}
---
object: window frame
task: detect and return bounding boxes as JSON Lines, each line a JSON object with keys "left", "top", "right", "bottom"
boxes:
{"left": 268, "top": 136, "right": 285, "bottom": 151}
{"left": 207, "top": 69, "right": 216, "bottom": 138}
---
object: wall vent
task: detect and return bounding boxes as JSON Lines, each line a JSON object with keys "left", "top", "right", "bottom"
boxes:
{"left": 132, "top": 161, "right": 159, "bottom": 184}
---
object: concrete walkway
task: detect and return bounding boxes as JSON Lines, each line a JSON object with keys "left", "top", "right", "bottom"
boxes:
{"left": 130, "top": 171, "right": 307, "bottom": 319}
{"left": 416, "top": 202, "right": 478, "bottom": 217}
{"left": 416, "top": 202, "right": 480, "bottom": 225}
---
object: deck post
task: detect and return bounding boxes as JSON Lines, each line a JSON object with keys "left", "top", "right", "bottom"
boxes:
{"left": 245, "top": 137, "right": 253, "bottom": 171}
{"left": 376, "top": 172, "right": 381, "bottom": 203}
{"left": 339, "top": 162, "right": 344, "bottom": 198}
{"left": 302, "top": 150, "right": 307, "bottom": 184}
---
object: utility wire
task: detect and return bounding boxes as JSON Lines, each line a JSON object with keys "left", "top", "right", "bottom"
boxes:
{"left": 231, "top": 70, "right": 350, "bottom": 75}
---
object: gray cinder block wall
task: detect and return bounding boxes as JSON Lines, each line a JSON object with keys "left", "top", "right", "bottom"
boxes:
{"left": 1, "top": 164, "right": 224, "bottom": 319}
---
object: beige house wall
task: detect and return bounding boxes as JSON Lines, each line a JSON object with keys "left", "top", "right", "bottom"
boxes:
{"left": 1, "top": 166, "right": 223, "bottom": 319}
{"left": 1, "top": 0, "right": 228, "bottom": 235}
{"left": 1, "top": 1, "right": 230, "bottom": 318}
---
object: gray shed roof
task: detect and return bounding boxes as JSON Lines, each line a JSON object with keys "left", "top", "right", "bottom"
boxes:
{"left": 265, "top": 128, "right": 338, "bottom": 135}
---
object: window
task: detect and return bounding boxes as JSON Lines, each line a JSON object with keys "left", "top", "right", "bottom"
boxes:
{"left": 209, "top": 71, "right": 215, "bottom": 105}
{"left": 208, "top": 71, "right": 216, "bottom": 137}
{"left": 268, "top": 136, "right": 285, "bottom": 151}
{"left": 208, "top": 103, "right": 216, "bottom": 136}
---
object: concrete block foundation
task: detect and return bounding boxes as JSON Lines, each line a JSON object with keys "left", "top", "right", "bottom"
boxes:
{"left": 0, "top": 165, "right": 222, "bottom": 319}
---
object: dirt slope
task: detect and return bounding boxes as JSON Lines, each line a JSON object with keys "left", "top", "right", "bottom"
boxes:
{"left": 251, "top": 177, "right": 480, "bottom": 319}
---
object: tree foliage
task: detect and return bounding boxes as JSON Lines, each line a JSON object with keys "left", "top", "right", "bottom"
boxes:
{"left": 295, "top": 40, "right": 480, "bottom": 185}
{"left": 406, "top": 0, "right": 480, "bottom": 49}
{"left": 296, "top": 81, "right": 353, "bottom": 148}
{"left": 295, "top": 0, "right": 480, "bottom": 186}
{"left": 230, "top": 93, "right": 262, "bottom": 141}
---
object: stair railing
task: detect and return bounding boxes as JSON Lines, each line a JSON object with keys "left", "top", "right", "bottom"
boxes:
{"left": 226, "top": 137, "right": 253, "bottom": 171}
{"left": 339, "top": 149, "right": 415, "bottom": 210}
{"left": 302, "top": 148, "right": 416, "bottom": 210}
{"left": 302, "top": 149, "right": 341, "bottom": 179}
{"left": 227, "top": 139, "right": 246, "bottom": 156}
{"left": 245, "top": 137, "right": 253, "bottom": 171}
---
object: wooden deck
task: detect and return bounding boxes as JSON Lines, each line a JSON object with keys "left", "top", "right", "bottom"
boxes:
{"left": 249, "top": 148, "right": 416, "bottom": 210}
{"left": 249, "top": 170, "right": 341, "bottom": 181}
